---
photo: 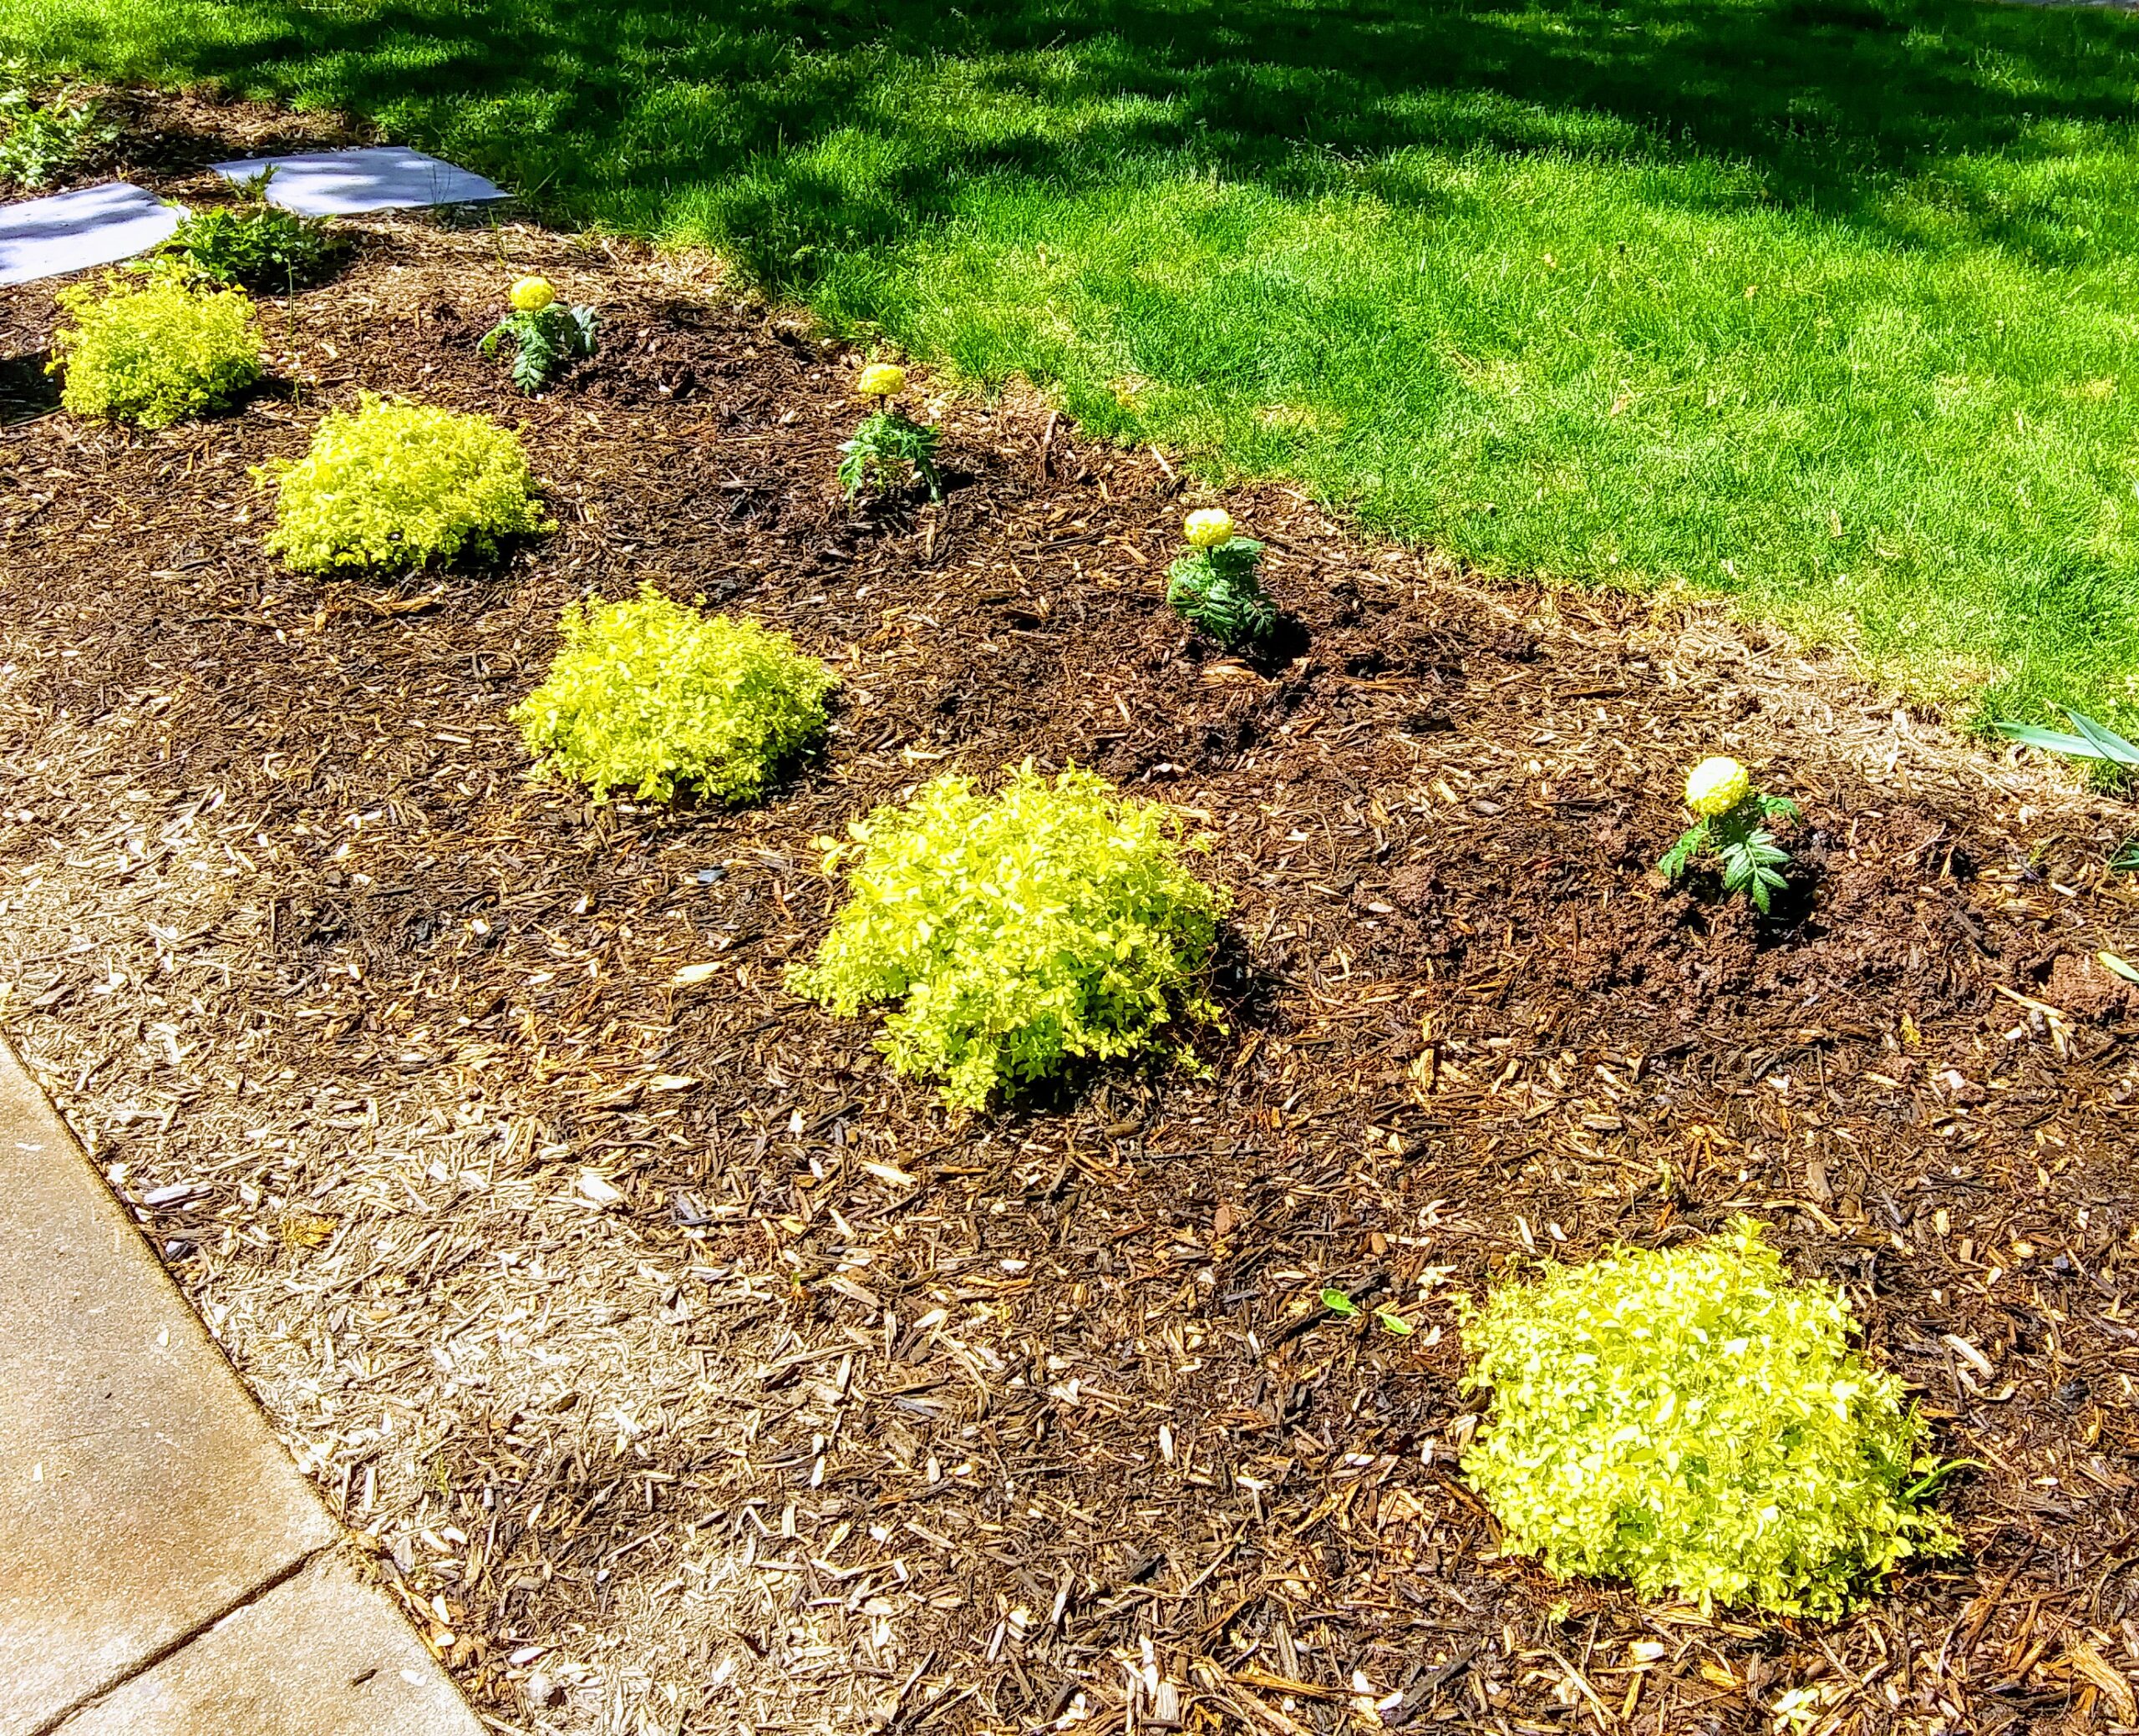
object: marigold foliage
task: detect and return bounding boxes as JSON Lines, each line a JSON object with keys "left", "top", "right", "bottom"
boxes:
{"left": 789, "top": 767, "right": 1231, "bottom": 1109}
{"left": 839, "top": 405, "right": 942, "bottom": 500}
{"left": 512, "top": 586, "right": 836, "bottom": 804}
{"left": 1167, "top": 536, "right": 1278, "bottom": 648}
{"left": 1459, "top": 1220, "right": 1957, "bottom": 1618}
{"left": 257, "top": 394, "right": 549, "bottom": 571}
{"left": 48, "top": 269, "right": 262, "bottom": 428}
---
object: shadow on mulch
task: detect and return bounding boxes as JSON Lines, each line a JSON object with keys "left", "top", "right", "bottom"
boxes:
{"left": 0, "top": 352, "right": 58, "bottom": 424}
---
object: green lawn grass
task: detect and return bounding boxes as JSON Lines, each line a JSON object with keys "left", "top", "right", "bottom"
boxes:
{"left": 12, "top": 0, "right": 2139, "bottom": 725}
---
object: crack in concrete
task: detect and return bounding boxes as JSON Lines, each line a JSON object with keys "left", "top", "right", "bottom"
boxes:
{"left": 24, "top": 1541, "right": 342, "bottom": 1736}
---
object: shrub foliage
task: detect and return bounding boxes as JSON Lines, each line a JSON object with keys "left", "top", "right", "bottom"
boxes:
{"left": 1459, "top": 1220, "right": 1956, "bottom": 1617}
{"left": 48, "top": 269, "right": 262, "bottom": 428}
{"left": 0, "top": 81, "right": 116, "bottom": 189}
{"left": 790, "top": 766, "right": 1230, "bottom": 1109}
{"left": 513, "top": 586, "right": 836, "bottom": 804}
{"left": 257, "top": 394, "right": 549, "bottom": 571}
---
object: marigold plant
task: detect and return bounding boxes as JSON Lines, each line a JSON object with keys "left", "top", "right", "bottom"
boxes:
{"left": 1459, "top": 1219, "right": 1958, "bottom": 1618}
{"left": 1659, "top": 754, "right": 1799, "bottom": 911}
{"left": 789, "top": 766, "right": 1231, "bottom": 1109}
{"left": 1167, "top": 507, "right": 1278, "bottom": 648}
{"left": 48, "top": 268, "right": 262, "bottom": 428}
{"left": 256, "top": 394, "right": 549, "bottom": 571}
{"left": 481, "top": 275, "right": 599, "bottom": 393}
{"left": 512, "top": 586, "right": 836, "bottom": 804}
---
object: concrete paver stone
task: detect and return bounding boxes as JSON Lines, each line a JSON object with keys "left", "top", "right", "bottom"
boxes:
{"left": 53, "top": 1556, "right": 481, "bottom": 1736}
{"left": 210, "top": 147, "right": 506, "bottom": 215}
{"left": 0, "top": 1037, "right": 477, "bottom": 1733}
{"left": 0, "top": 1040, "right": 334, "bottom": 1733}
{"left": 0, "top": 183, "right": 185, "bottom": 287}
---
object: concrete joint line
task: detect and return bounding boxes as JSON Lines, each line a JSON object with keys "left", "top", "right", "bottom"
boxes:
{"left": 23, "top": 1543, "right": 340, "bottom": 1736}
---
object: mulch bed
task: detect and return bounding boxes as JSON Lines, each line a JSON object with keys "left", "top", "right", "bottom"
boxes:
{"left": 6, "top": 94, "right": 2139, "bottom": 1736}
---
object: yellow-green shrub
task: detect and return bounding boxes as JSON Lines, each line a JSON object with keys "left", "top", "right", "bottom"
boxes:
{"left": 513, "top": 586, "right": 836, "bottom": 803}
{"left": 1458, "top": 1220, "right": 1957, "bottom": 1618}
{"left": 48, "top": 269, "right": 262, "bottom": 428}
{"left": 256, "top": 394, "right": 548, "bottom": 571}
{"left": 789, "top": 766, "right": 1230, "bottom": 1109}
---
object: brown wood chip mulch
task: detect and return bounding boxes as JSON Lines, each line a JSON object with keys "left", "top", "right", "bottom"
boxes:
{"left": 5, "top": 99, "right": 2139, "bottom": 1736}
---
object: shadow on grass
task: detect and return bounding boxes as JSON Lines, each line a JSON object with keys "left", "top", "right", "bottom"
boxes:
{"left": 27, "top": 0, "right": 2139, "bottom": 282}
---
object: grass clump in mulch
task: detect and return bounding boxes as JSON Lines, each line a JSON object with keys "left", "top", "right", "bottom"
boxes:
{"left": 513, "top": 584, "right": 836, "bottom": 804}
{"left": 48, "top": 266, "right": 262, "bottom": 427}
{"left": 1460, "top": 1218, "right": 1960, "bottom": 1619}
{"left": 256, "top": 392, "right": 549, "bottom": 571}
{"left": 790, "top": 765, "right": 1230, "bottom": 1109}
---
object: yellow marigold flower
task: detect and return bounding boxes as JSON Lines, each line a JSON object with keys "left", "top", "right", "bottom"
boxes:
{"left": 857, "top": 362, "right": 907, "bottom": 398}
{"left": 1685, "top": 755, "right": 1750, "bottom": 818}
{"left": 510, "top": 275, "right": 556, "bottom": 313}
{"left": 1183, "top": 507, "right": 1235, "bottom": 549}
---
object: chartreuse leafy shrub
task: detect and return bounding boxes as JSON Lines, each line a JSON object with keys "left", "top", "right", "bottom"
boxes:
{"left": 1459, "top": 1220, "right": 1958, "bottom": 1618}
{"left": 257, "top": 394, "right": 548, "bottom": 572}
{"left": 790, "top": 766, "right": 1230, "bottom": 1109}
{"left": 48, "top": 268, "right": 262, "bottom": 428}
{"left": 512, "top": 585, "right": 836, "bottom": 804}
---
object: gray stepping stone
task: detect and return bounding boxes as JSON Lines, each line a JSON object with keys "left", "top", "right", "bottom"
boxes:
{"left": 0, "top": 182, "right": 184, "bottom": 288}
{"left": 211, "top": 146, "right": 507, "bottom": 216}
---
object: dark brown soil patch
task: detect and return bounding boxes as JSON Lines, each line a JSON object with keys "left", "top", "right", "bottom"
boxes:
{"left": 5, "top": 152, "right": 2139, "bottom": 1734}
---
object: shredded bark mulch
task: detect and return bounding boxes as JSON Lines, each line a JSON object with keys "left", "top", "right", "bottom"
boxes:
{"left": 5, "top": 99, "right": 2139, "bottom": 1736}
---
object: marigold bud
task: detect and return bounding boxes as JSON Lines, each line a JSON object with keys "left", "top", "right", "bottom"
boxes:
{"left": 857, "top": 362, "right": 907, "bottom": 398}
{"left": 1685, "top": 755, "right": 1750, "bottom": 818}
{"left": 1183, "top": 507, "right": 1235, "bottom": 549}
{"left": 509, "top": 275, "right": 556, "bottom": 313}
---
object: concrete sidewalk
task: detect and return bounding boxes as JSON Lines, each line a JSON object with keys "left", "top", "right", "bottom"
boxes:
{"left": 0, "top": 1035, "right": 482, "bottom": 1736}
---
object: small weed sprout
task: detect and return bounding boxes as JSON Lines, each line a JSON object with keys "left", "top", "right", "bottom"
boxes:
{"left": 838, "top": 362, "right": 942, "bottom": 500}
{"left": 480, "top": 275, "right": 598, "bottom": 394}
{"left": 1658, "top": 754, "right": 1798, "bottom": 911}
{"left": 0, "top": 79, "right": 117, "bottom": 189}
{"left": 1166, "top": 507, "right": 1278, "bottom": 648}
{"left": 158, "top": 170, "right": 344, "bottom": 294}
{"left": 47, "top": 266, "right": 263, "bottom": 428}
{"left": 1459, "top": 1219, "right": 1960, "bottom": 1617}
{"left": 790, "top": 765, "right": 1230, "bottom": 1108}
{"left": 257, "top": 393, "right": 549, "bottom": 571}
{"left": 513, "top": 586, "right": 836, "bottom": 804}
